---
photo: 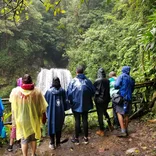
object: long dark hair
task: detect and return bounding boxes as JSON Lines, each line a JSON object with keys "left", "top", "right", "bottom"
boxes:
{"left": 51, "top": 77, "right": 61, "bottom": 89}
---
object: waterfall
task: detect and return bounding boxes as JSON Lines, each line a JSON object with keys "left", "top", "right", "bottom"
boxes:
{"left": 36, "top": 68, "right": 72, "bottom": 95}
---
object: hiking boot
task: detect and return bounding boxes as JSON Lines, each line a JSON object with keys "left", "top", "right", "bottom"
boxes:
{"left": 82, "top": 137, "right": 89, "bottom": 145}
{"left": 49, "top": 144, "right": 55, "bottom": 150}
{"left": 7, "top": 145, "right": 13, "bottom": 152}
{"left": 71, "top": 138, "right": 80, "bottom": 145}
{"left": 117, "top": 132, "right": 127, "bottom": 137}
{"left": 96, "top": 130, "right": 104, "bottom": 136}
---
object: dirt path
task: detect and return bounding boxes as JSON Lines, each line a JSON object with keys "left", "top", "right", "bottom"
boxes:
{"left": 1, "top": 119, "right": 156, "bottom": 156}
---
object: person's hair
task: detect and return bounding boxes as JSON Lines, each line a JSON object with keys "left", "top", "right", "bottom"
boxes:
{"left": 109, "top": 71, "right": 116, "bottom": 78}
{"left": 76, "top": 65, "right": 84, "bottom": 74}
{"left": 52, "top": 77, "right": 61, "bottom": 89}
{"left": 22, "top": 74, "right": 33, "bottom": 84}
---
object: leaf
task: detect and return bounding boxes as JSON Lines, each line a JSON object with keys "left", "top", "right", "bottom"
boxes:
{"left": 54, "top": 10, "right": 57, "bottom": 16}
{"left": 61, "top": 10, "right": 66, "bottom": 14}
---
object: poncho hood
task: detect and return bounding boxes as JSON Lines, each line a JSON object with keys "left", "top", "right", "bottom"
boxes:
{"left": 97, "top": 68, "right": 106, "bottom": 78}
{"left": 19, "top": 87, "right": 33, "bottom": 96}
{"left": 17, "top": 78, "right": 22, "bottom": 87}
{"left": 122, "top": 66, "right": 130, "bottom": 75}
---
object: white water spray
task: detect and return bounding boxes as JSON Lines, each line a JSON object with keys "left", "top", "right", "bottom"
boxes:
{"left": 36, "top": 68, "right": 72, "bottom": 95}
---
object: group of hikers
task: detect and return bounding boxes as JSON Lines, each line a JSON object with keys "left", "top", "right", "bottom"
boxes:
{"left": 0, "top": 65, "right": 135, "bottom": 156}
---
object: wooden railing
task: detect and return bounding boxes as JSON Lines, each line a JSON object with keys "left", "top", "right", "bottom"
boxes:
{"left": 2, "top": 80, "right": 155, "bottom": 124}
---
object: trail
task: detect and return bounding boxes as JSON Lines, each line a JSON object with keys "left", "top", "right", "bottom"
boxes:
{"left": 1, "top": 119, "right": 156, "bottom": 156}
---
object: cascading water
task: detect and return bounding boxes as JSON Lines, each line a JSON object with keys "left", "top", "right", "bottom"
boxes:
{"left": 36, "top": 68, "right": 72, "bottom": 95}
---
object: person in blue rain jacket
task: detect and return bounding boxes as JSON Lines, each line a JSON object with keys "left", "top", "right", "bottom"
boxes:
{"left": 114, "top": 66, "right": 135, "bottom": 137}
{"left": 67, "top": 65, "right": 95, "bottom": 145}
{"left": 45, "top": 77, "right": 70, "bottom": 150}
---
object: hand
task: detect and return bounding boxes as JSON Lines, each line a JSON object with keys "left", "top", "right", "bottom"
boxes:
{"left": 1, "top": 116, "right": 4, "bottom": 121}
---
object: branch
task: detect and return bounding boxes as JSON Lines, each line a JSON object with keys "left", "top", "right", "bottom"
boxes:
{"left": 0, "top": 1, "right": 21, "bottom": 18}
{"left": 39, "top": 0, "right": 44, "bottom": 4}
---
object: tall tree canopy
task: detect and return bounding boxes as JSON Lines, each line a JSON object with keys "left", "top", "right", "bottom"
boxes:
{"left": 0, "top": 0, "right": 155, "bottom": 97}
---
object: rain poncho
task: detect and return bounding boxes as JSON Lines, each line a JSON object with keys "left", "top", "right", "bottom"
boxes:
{"left": 94, "top": 68, "right": 110, "bottom": 104}
{"left": 67, "top": 74, "right": 95, "bottom": 112}
{"left": 9, "top": 87, "right": 48, "bottom": 140}
{"left": 45, "top": 87, "right": 70, "bottom": 135}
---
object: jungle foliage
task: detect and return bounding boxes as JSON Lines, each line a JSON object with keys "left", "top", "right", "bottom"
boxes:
{"left": 0, "top": 0, "right": 156, "bottom": 97}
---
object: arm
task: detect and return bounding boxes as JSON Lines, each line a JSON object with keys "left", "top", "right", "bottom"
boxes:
{"left": 114, "top": 75, "right": 122, "bottom": 89}
{"left": 67, "top": 81, "right": 74, "bottom": 104}
{"left": 0, "top": 98, "right": 4, "bottom": 119}
{"left": 44, "top": 91, "right": 49, "bottom": 118}
{"left": 62, "top": 90, "right": 70, "bottom": 111}
{"left": 131, "top": 77, "right": 135, "bottom": 93}
{"left": 86, "top": 79, "right": 95, "bottom": 96}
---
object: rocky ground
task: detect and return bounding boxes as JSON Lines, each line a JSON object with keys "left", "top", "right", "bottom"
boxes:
{"left": 0, "top": 118, "right": 156, "bottom": 156}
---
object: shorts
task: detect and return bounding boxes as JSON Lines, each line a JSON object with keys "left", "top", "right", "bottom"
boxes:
{"left": 10, "top": 126, "right": 16, "bottom": 139}
{"left": 116, "top": 101, "right": 132, "bottom": 115}
{"left": 21, "top": 133, "right": 36, "bottom": 144}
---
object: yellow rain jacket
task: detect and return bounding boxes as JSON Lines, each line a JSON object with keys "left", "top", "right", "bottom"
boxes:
{"left": 9, "top": 86, "right": 48, "bottom": 140}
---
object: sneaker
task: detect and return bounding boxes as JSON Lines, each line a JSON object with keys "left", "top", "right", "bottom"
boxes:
{"left": 49, "top": 144, "right": 55, "bottom": 150}
{"left": 71, "top": 138, "right": 79, "bottom": 145}
{"left": 117, "top": 132, "right": 127, "bottom": 137}
{"left": 96, "top": 130, "right": 104, "bottom": 136}
{"left": 7, "top": 145, "right": 13, "bottom": 152}
{"left": 82, "top": 137, "right": 88, "bottom": 145}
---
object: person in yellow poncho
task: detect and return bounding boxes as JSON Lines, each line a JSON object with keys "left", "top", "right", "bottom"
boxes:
{"left": 9, "top": 74, "right": 48, "bottom": 156}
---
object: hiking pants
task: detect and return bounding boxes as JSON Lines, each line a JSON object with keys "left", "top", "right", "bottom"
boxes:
{"left": 73, "top": 111, "right": 88, "bottom": 138}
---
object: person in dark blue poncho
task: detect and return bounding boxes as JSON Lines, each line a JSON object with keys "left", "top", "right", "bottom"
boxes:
{"left": 67, "top": 65, "right": 95, "bottom": 145}
{"left": 45, "top": 77, "right": 70, "bottom": 150}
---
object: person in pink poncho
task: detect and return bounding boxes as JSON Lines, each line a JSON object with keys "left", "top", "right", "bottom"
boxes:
{"left": 7, "top": 77, "right": 22, "bottom": 152}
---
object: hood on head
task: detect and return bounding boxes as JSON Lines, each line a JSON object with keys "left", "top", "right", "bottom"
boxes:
{"left": 97, "top": 68, "right": 106, "bottom": 78}
{"left": 122, "top": 66, "right": 130, "bottom": 75}
{"left": 17, "top": 77, "right": 22, "bottom": 87}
